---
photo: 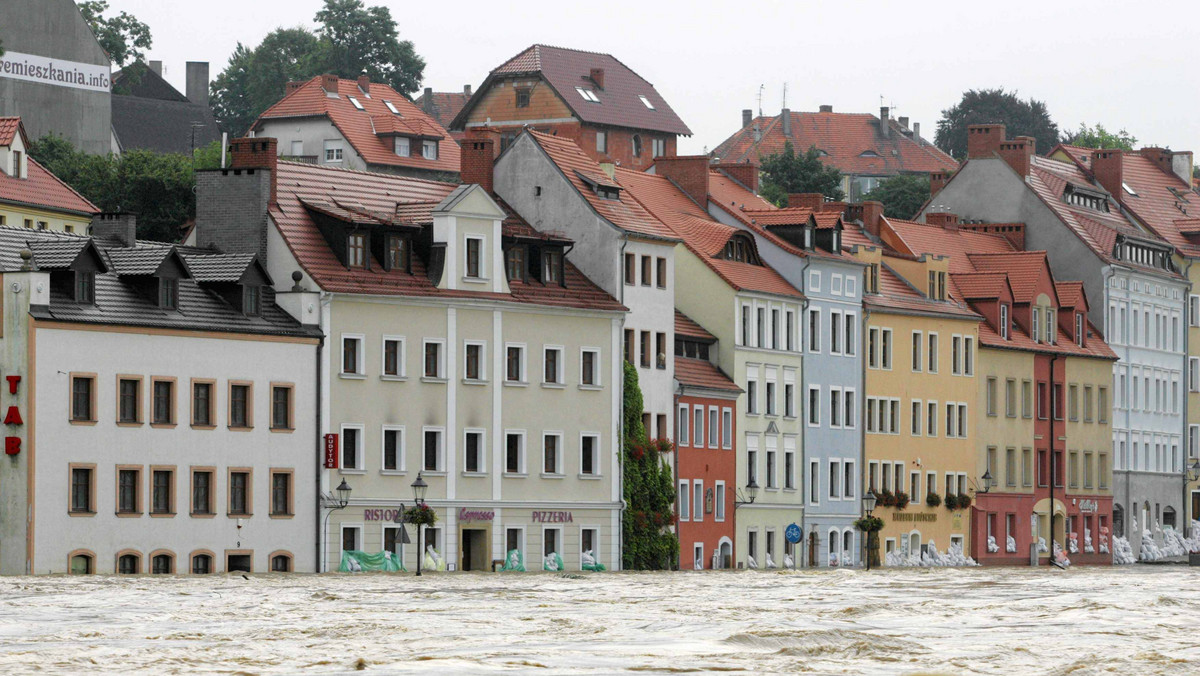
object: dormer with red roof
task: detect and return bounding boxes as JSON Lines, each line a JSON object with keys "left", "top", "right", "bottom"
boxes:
{"left": 451, "top": 45, "right": 691, "bottom": 170}
{"left": 251, "top": 75, "right": 460, "bottom": 181}
{"left": 0, "top": 117, "right": 98, "bottom": 233}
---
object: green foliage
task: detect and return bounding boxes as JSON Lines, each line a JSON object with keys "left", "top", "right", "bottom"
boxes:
{"left": 925, "top": 491, "right": 942, "bottom": 508}
{"left": 935, "top": 88, "right": 1059, "bottom": 161}
{"left": 854, "top": 516, "right": 884, "bottom": 533}
{"left": 864, "top": 174, "right": 931, "bottom": 220}
{"left": 210, "top": 0, "right": 425, "bottom": 137}
{"left": 759, "top": 142, "right": 844, "bottom": 207}
{"left": 78, "top": 1, "right": 152, "bottom": 67}
{"left": 27, "top": 133, "right": 209, "bottom": 242}
{"left": 620, "top": 362, "right": 678, "bottom": 570}
{"left": 403, "top": 503, "right": 437, "bottom": 527}
{"left": 1062, "top": 123, "right": 1137, "bottom": 151}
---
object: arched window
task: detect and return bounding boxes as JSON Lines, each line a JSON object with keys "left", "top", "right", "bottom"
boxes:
{"left": 151, "top": 552, "right": 174, "bottom": 574}
{"left": 828, "top": 529, "right": 839, "bottom": 566}
{"left": 842, "top": 530, "right": 854, "bottom": 566}
{"left": 191, "top": 552, "right": 214, "bottom": 574}
{"left": 117, "top": 552, "right": 141, "bottom": 575}
{"left": 270, "top": 552, "right": 293, "bottom": 572}
{"left": 68, "top": 550, "right": 94, "bottom": 575}
{"left": 631, "top": 134, "right": 642, "bottom": 158}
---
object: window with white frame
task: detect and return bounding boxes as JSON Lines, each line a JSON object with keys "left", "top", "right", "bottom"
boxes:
{"left": 715, "top": 481, "right": 726, "bottom": 521}
{"left": 746, "top": 365, "right": 759, "bottom": 415}
{"left": 340, "top": 524, "right": 362, "bottom": 553}
{"left": 808, "top": 309, "right": 821, "bottom": 352}
{"left": 927, "top": 333, "right": 938, "bottom": 373}
{"left": 323, "top": 139, "right": 344, "bottom": 163}
{"left": 830, "top": 310, "right": 843, "bottom": 354}
{"left": 957, "top": 403, "right": 968, "bottom": 438}
{"left": 765, "top": 367, "right": 777, "bottom": 416}
{"left": 382, "top": 336, "right": 405, "bottom": 377}
{"left": 746, "top": 435, "right": 759, "bottom": 487}
{"left": 722, "top": 408, "right": 732, "bottom": 448}
{"left": 964, "top": 337, "right": 974, "bottom": 376}
{"left": 382, "top": 425, "right": 405, "bottom": 471}
{"left": 844, "top": 312, "right": 856, "bottom": 356}
{"left": 505, "top": 344, "right": 526, "bottom": 383}
{"left": 911, "top": 330, "right": 923, "bottom": 371}
{"left": 694, "top": 405, "right": 704, "bottom": 447}
{"left": 1190, "top": 358, "right": 1199, "bottom": 393}
{"left": 678, "top": 480, "right": 690, "bottom": 521}
{"left": 341, "top": 334, "right": 364, "bottom": 375}
{"left": 808, "top": 386, "right": 820, "bottom": 425}
{"left": 765, "top": 437, "right": 777, "bottom": 489}
{"left": 844, "top": 460, "right": 855, "bottom": 499}
{"left": 543, "top": 346, "right": 564, "bottom": 385}
{"left": 542, "top": 432, "right": 563, "bottom": 475}
{"left": 341, "top": 424, "right": 364, "bottom": 470}
{"left": 693, "top": 480, "right": 704, "bottom": 522}
{"left": 809, "top": 459, "right": 819, "bottom": 505}
{"left": 927, "top": 401, "right": 938, "bottom": 437}
{"left": 708, "top": 407, "right": 719, "bottom": 447}
{"left": 1191, "top": 295, "right": 1200, "bottom": 328}
{"left": 504, "top": 431, "right": 525, "bottom": 474}
{"left": 868, "top": 327, "right": 879, "bottom": 369}
{"left": 464, "top": 236, "right": 484, "bottom": 279}
{"left": 580, "top": 434, "right": 600, "bottom": 476}
{"left": 422, "top": 140, "right": 438, "bottom": 160}
{"left": 832, "top": 274, "right": 843, "bottom": 296}
{"left": 677, "top": 404, "right": 690, "bottom": 447}
{"left": 784, "top": 370, "right": 796, "bottom": 417}
{"left": 394, "top": 136, "right": 410, "bottom": 157}
{"left": 464, "top": 340, "right": 486, "bottom": 381}
{"left": 911, "top": 400, "right": 922, "bottom": 436}
{"left": 843, "top": 388, "right": 856, "bottom": 429}
{"left": 829, "top": 460, "right": 841, "bottom": 498}
{"left": 422, "top": 427, "right": 445, "bottom": 472}
{"left": 830, "top": 387, "right": 843, "bottom": 428}
{"left": 1000, "top": 304, "right": 1010, "bottom": 339}
{"left": 423, "top": 340, "right": 445, "bottom": 379}
{"left": 881, "top": 328, "right": 892, "bottom": 369}
{"left": 951, "top": 335, "right": 963, "bottom": 375}
{"left": 463, "top": 429, "right": 485, "bottom": 473}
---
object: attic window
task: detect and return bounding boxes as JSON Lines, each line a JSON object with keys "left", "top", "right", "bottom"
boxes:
{"left": 384, "top": 100, "right": 400, "bottom": 115}
{"left": 348, "top": 96, "right": 365, "bottom": 110}
{"left": 515, "top": 88, "right": 531, "bottom": 108}
{"left": 243, "top": 285, "right": 261, "bottom": 317}
{"left": 542, "top": 250, "right": 563, "bottom": 285}
{"left": 859, "top": 150, "right": 881, "bottom": 158}
{"left": 597, "top": 186, "right": 620, "bottom": 200}
{"left": 816, "top": 149, "right": 828, "bottom": 157}
{"left": 1122, "top": 183, "right": 1137, "bottom": 196}
{"left": 722, "top": 237, "right": 759, "bottom": 265}
{"left": 1063, "top": 186, "right": 1109, "bottom": 212}
{"left": 506, "top": 246, "right": 525, "bottom": 282}
{"left": 158, "top": 278, "right": 178, "bottom": 310}
{"left": 575, "top": 87, "right": 600, "bottom": 103}
{"left": 75, "top": 271, "right": 95, "bottom": 304}
{"left": 638, "top": 95, "right": 655, "bottom": 110}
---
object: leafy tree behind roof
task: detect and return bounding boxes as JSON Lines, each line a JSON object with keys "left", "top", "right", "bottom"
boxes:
{"left": 864, "top": 174, "right": 931, "bottom": 221}
{"left": 1061, "top": 123, "right": 1138, "bottom": 151}
{"left": 77, "top": 1, "right": 152, "bottom": 67}
{"left": 759, "top": 141, "right": 845, "bottom": 208}
{"left": 935, "top": 88, "right": 1058, "bottom": 161}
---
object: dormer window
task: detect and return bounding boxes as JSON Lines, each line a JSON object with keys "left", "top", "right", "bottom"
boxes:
{"left": 638, "top": 95, "right": 655, "bottom": 110}
{"left": 465, "top": 237, "right": 482, "bottom": 279}
{"left": 74, "top": 271, "right": 95, "bottom": 304}
{"left": 158, "top": 278, "right": 178, "bottom": 310}
{"left": 347, "top": 233, "right": 366, "bottom": 268}
{"left": 575, "top": 87, "right": 600, "bottom": 103}
{"left": 348, "top": 96, "right": 364, "bottom": 110}
{"left": 542, "top": 250, "right": 563, "bottom": 285}
{"left": 12, "top": 150, "right": 22, "bottom": 179}
{"left": 243, "top": 285, "right": 261, "bottom": 316}
{"left": 383, "top": 100, "right": 400, "bottom": 115}
{"left": 505, "top": 246, "right": 525, "bottom": 282}
{"left": 395, "top": 137, "right": 410, "bottom": 157}
{"left": 515, "top": 88, "right": 531, "bottom": 108}
{"left": 1032, "top": 309, "right": 1040, "bottom": 344}
{"left": 387, "top": 236, "right": 408, "bottom": 271}
{"left": 597, "top": 186, "right": 620, "bottom": 200}
{"left": 422, "top": 140, "right": 438, "bottom": 160}
{"left": 1000, "top": 304, "right": 1010, "bottom": 340}
{"left": 1075, "top": 312, "right": 1084, "bottom": 347}
{"left": 859, "top": 150, "right": 881, "bottom": 158}
{"left": 1045, "top": 307, "right": 1055, "bottom": 343}
{"left": 865, "top": 264, "right": 879, "bottom": 294}
{"left": 1063, "top": 186, "right": 1109, "bottom": 212}
{"left": 721, "top": 236, "right": 760, "bottom": 265}
{"left": 927, "top": 271, "right": 947, "bottom": 301}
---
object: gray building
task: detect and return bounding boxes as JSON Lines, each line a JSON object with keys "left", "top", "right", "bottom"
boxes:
{"left": 111, "top": 60, "right": 221, "bottom": 155}
{"left": 922, "top": 124, "right": 1188, "bottom": 559}
{"left": 0, "top": 0, "right": 112, "bottom": 154}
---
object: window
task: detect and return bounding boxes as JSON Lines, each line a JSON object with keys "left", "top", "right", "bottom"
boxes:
{"left": 271, "top": 554, "right": 292, "bottom": 572}
{"left": 118, "top": 377, "right": 141, "bottom": 424}
{"left": 1022, "top": 380, "right": 1033, "bottom": 419}
{"left": 844, "top": 461, "right": 855, "bottom": 499}
{"left": 117, "top": 468, "right": 140, "bottom": 514}
{"left": 70, "top": 374, "right": 95, "bottom": 422}
{"left": 507, "top": 345, "right": 525, "bottom": 382}
{"left": 987, "top": 378, "right": 997, "bottom": 416}
{"left": 831, "top": 310, "right": 843, "bottom": 354}
{"left": 808, "top": 387, "right": 820, "bottom": 425}
{"left": 911, "top": 331, "right": 923, "bottom": 371}
{"left": 75, "top": 271, "right": 95, "bottom": 304}
{"left": 784, "top": 378, "right": 796, "bottom": 418}
{"left": 927, "top": 333, "right": 938, "bottom": 373}
{"left": 346, "top": 232, "right": 368, "bottom": 269}
{"left": 543, "top": 250, "right": 563, "bottom": 284}
{"left": 424, "top": 428, "right": 444, "bottom": 472}
{"left": 765, "top": 379, "right": 777, "bottom": 416}
{"left": 422, "top": 140, "right": 438, "bottom": 160}
{"left": 228, "top": 470, "right": 251, "bottom": 516}
{"left": 678, "top": 480, "right": 690, "bottom": 521}
{"left": 543, "top": 433, "right": 562, "bottom": 475}
{"left": 242, "top": 284, "right": 262, "bottom": 316}
{"left": 881, "top": 329, "right": 892, "bottom": 369}
{"left": 784, "top": 441, "right": 796, "bottom": 489}
{"left": 151, "top": 468, "right": 174, "bottom": 515}
{"left": 382, "top": 338, "right": 405, "bottom": 378}
{"left": 652, "top": 138, "right": 666, "bottom": 158}
{"left": 952, "top": 336, "right": 962, "bottom": 375}
{"left": 581, "top": 349, "right": 599, "bottom": 386}
{"left": 506, "top": 246, "right": 525, "bottom": 282}
{"left": 424, "top": 341, "right": 444, "bottom": 379}
{"left": 632, "top": 134, "right": 643, "bottom": 157}
{"left": 640, "top": 255, "right": 652, "bottom": 286}
{"left": 694, "top": 406, "right": 704, "bottom": 447}
{"left": 117, "top": 553, "right": 141, "bottom": 575}
{"left": 69, "top": 552, "right": 93, "bottom": 575}
{"left": 927, "top": 401, "right": 937, "bottom": 437}
{"left": 830, "top": 388, "right": 842, "bottom": 427}
{"left": 581, "top": 434, "right": 599, "bottom": 476}
{"left": 271, "top": 384, "right": 293, "bottom": 430}
{"left": 747, "top": 437, "right": 758, "bottom": 487}
{"left": 844, "top": 313, "right": 856, "bottom": 356}
{"left": 387, "top": 236, "right": 407, "bottom": 271}
{"left": 515, "top": 87, "right": 531, "bottom": 108}
{"left": 656, "top": 333, "right": 667, "bottom": 369}
{"left": 543, "top": 347, "right": 562, "bottom": 384}
{"left": 394, "top": 136, "right": 410, "bottom": 157}
{"left": 677, "top": 405, "right": 690, "bottom": 447}
{"left": 911, "top": 400, "right": 922, "bottom": 435}
{"left": 640, "top": 331, "right": 650, "bottom": 368}
{"left": 191, "top": 553, "right": 213, "bottom": 574}
{"left": 964, "top": 337, "right": 974, "bottom": 375}
{"left": 270, "top": 471, "right": 292, "bottom": 517}
{"left": 758, "top": 307, "right": 767, "bottom": 347}
{"left": 808, "top": 309, "right": 821, "bottom": 352}
{"left": 654, "top": 257, "right": 668, "bottom": 289}
{"left": 191, "top": 469, "right": 213, "bottom": 515}
{"left": 341, "top": 425, "right": 362, "bottom": 470}
{"left": 465, "top": 237, "right": 482, "bottom": 279}
{"left": 505, "top": 432, "right": 525, "bottom": 474}
{"left": 624, "top": 253, "right": 635, "bottom": 285}
{"left": 228, "top": 383, "right": 251, "bottom": 428}
{"left": 575, "top": 86, "right": 600, "bottom": 102}
{"left": 463, "top": 342, "right": 483, "bottom": 381}
{"left": 341, "top": 526, "right": 362, "bottom": 554}
{"left": 708, "top": 407, "right": 719, "bottom": 447}
{"left": 1000, "top": 304, "right": 1010, "bottom": 339}
{"left": 382, "top": 426, "right": 404, "bottom": 471}
{"left": 830, "top": 460, "right": 841, "bottom": 498}
{"left": 596, "top": 131, "right": 607, "bottom": 153}
{"left": 191, "top": 381, "right": 214, "bottom": 427}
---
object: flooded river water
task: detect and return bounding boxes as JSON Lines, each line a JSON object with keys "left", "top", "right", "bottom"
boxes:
{"left": 0, "top": 566, "right": 1196, "bottom": 674}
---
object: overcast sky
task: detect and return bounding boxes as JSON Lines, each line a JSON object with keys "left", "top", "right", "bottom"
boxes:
{"left": 106, "top": 0, "right": 1198, "bottom": 158}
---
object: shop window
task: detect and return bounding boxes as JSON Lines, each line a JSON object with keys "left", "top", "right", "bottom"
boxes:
{"left": 271, "top": 553, "right": 293, "bottom": 572}
{"left": 117, "top": 552, "right": 141, "bottom": 575}
{"left": 226, "top": 553, "right": 252, "bottom": 573}
{"left": 191, "top": 553, "right": 213, "bottom": 574}
{"left": 151, "top": 552, "right": 174, "bottom": 574}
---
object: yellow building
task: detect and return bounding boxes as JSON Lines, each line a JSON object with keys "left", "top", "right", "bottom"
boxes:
{"left": 0, "top": 117, "right": 98, "bottom": 233}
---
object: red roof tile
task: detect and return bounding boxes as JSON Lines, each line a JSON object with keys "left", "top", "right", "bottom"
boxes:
{"left": 254, "top": 76, "right": 460, "bottom": 174}
{"left": 0, "top": 157, "right": 98, "bottom": 216}
{"left": 884, "top": 217, "right": 1017, "bottom": 273}
{"left": 706, "top": 170, "right": 847, "bottom": 262}
{"left": 675, "top": 357, "right": 741, "bottom": 394}
{"left": 966, "top": 251, "right": 1053, "bottom": 304}
{"left": 413, "top": 91, "right": 470, "bottom": 141}
{"left": 711, "top": 110, "right": 958, "bottom": 177}
{"left": 269, "top": 161, "right": 622, "bottom": 312}
{"left": 0, "top": 117, "right": 25, "bottom": 146}
{"left": 866, "top": 260, "right": 980, "bottom": 320}
{"left": 675, "top": 309, "right": 716, "bottom": 342}
{"left": 459, "top": 45, "right": 690, "bottom": 136}
{"left": 1055, "top": 281, "right": 1084, "bottom": 308}
{"left": 952, "top": 272, "right": 1011, "bottom": 299}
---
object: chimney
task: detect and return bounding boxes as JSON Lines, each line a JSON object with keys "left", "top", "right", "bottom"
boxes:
{"left": 357, "top": 74, "right": 371, "bottom": 93}
{"left": 285, "top": 81, "right": 304, "bottom": 96}
{"left": 1138, "top": 147, "right": 1191, "bottom": 185}
{"left": 930, "top": 170, "right": 950, "bottom": 197}
{"left": 423, "top": 86, "right": 434, "bottom": 114}
{"left": 898, "top": 116, "right": 909, "bottom": 129}
{"left": 818, "top": 201, "right": 845, "bottom": 213}
{"left": 229, "top": 136, "right": 278, "bottom": 205}
{"left": 654, "top": 156, "right": 711, "bottom": 208}
{"left": 998, "top": 136, "right": 1035, "bottom": 177}
{"left": 321, "top": 74, "right": 339, "bottom": 95}
{"left": 913, "top": 122, "right": 921, "bottom": 141}
{"left": 819, "top": 105, "right": 833, "bottom": 113}
{"left": 787, "top": 193, "right": 825, "bottom": 210}
{"left": 860, "top": 200, "right": 884, "bottom": 238}
{"left": 589, "top": 68, "right": 605, "bottom": 89}
{"left": 967, "top": 124, "right": 1006, "bottom": 159}
{"left": 149, "top": 60, "right": 162, "bottom": 76}
{"left": 185, "top": 61, "right": 209, "bottom": 107}
{"left": 742, "top": 109, "right": 753, "bottom": 129}
{"left": 1092, "top": 149, "right": 1124, "bottom": 197}
{"left": 90, "top": 213, "right": 138, "bottom": 247}
{"left": 781, "top": 108, "right": 791, "bottom": 137}
{"left": 464, "top": 84, "right": 472, "bottom": 96}
{"left": 926, "top": 212, "right": 960, "bottom": 231}
{"left": 879, "top": 107, "right": 889, "bottom": 138}
{"left": 462, "top": 128, "right": 501, "bottom": 193}
{"left": 1171, "top": 151, "right": 1194, "bottom": 186}
{"left": 713, "top": 161, "right": 759, "bottom": 193}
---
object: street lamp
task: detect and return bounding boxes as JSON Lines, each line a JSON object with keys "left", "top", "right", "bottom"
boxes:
{"left": 335, "top": 479, "right": 352, "bottom": 507}
{"left": 1188, "top": 459, "right": 1200, "bottom": 483}
{"left": 862, "top": 491, "right": 877, "bottom": 571}
{"left": 412, "top": 472, "right": 428, "bottom": 576}
{"left": 735, "top": 479, "right": 759, "bottom": 508}
{"left": 320, "top": 480, "right": 352, "bottom": 573}
{"left": 979, "top": 469, "right": 993, "bottom": 494}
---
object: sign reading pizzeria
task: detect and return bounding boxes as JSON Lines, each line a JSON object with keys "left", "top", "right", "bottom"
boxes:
{"left": 532, "top": 510, "right": 573, "bottom": 523}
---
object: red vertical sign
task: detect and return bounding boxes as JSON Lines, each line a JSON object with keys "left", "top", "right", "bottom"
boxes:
{"left": 324, "top": 433, "right": 339, "bottom": 469}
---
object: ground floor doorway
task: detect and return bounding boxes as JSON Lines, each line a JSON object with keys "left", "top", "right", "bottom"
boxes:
{"left": 460, "top": 528, "right": 489, "bottom": 571}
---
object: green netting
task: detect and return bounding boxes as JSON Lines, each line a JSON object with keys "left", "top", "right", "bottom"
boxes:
{"left": 499, "top": 548, "right": 525, "bottom": 572}
{"left": 339, "top": 550, "right": 405, "bottom": 572}
{"left": 581, "top": 549, "right": 606, "bottom": 572}
{"left": 543, "top": 552, "right": 565, "bottom": 571}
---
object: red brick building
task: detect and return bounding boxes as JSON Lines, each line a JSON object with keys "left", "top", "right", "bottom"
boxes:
{"left": 451, "top": 45, "right": 691, "bottom": 170}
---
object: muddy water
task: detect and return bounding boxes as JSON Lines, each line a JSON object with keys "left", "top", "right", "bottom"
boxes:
{"left": 0, "top": 566, "right": 1197, "bottom": 674}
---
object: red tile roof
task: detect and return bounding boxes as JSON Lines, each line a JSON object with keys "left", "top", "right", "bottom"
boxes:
{"left": 966, "top": 252, "right": 1054, "bottom": 304}
{"left": 413, "top": 91, "right": 470, "bottom": 141}
{"left": 0, "top": 117, "right": 25, "bottom": 146}
{"left": 526, "top": 131, "right": 678, "bottom": 241}
{"left": 884, "top": 217, "right": 1017, "bottom": 273}
{"left": 711, "top": 110, "right": 958, "bottom": 176}
{"left": 253, "top": 76, "right": 460, "bottom": 174}
{"left": 1055, "top": 281, "right": 1084, "bottom": 308}
{"left": 952, "top": 272, "right": 1011, "bottom": 299}
{"left": 675, "top": 357, "right": 741, "bottom": 394}
{"left": 616, "top": 168, "right": 803, "bottom": 299}
{"left": 0, "top": 157, "right": 98, "bottom": 216}
{"left": 868, "top": 260, "right": 980, "bottom": 320}
{"left": 458, "top": 45, "right": 691, "bottom": 136}
{"left": 675, "top": 309, "right": 716, "bottom": 342}
{"left": 269, "top": 161, "right": 623, "bottom": 312}
{"left": 706, "top": 170, "right": 847, "bottom": 262}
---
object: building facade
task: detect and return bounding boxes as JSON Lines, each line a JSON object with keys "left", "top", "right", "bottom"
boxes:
{"left": 0, "top": 117, "right": 98, "bottom": 233}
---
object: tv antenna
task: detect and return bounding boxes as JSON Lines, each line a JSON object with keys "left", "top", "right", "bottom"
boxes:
{"left": 757, "top": 84, "right": 764, "bottom": 118}
{"left": 782, "top": 82, "right": 787, "bottom": 110}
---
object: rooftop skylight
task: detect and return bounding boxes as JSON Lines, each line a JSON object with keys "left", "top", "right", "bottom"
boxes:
{"left": 384, "top": 100, "right": 400, "bottom": 115}
{"left": 348, "top": 96, "right": 365, "bottom": 111}
{"left": 638, "top": 95, "right": 655, "bottom": 110}
{"left": 575, "top": 86, "right": 600, "bottom": 103}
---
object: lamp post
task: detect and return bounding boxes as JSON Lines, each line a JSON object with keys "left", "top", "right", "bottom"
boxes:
{"left": 320, "top": 480, "right": 352, "bottom": 572}
{"left": 734, "top": 479, "right": 759, "bottom": 508}
{"left": 862, "top": 490, "right": 878, "bottom": 571}
{"left": 979, "top": 469, "right": 993, "bottom": 494}
{"left": 411, "top": 472, "right": 428, "bottom": 576}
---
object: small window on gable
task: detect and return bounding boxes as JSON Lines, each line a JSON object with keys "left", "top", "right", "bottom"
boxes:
{"left": 632, "top": 134, "right": 643, "bottom": 158}
{"left": 243, "top": 285, "right": 261, "bottom": 316}
{"left": 395, "top": 136, "right": 410, "bottom": 157}
{"left": 542, "top": 250, "right": 563, "bottom": 285}
{"left": 348, "top": 96, "right": 364, "bottom": 110}
{"left": 75, "top": 271, "right": 95, "bottom": 304}
{"left": 515, "top": 88, "right": 531, "bottom": 108}
{"left": 387, "top": 236, "right": 408, "bottom": 271}
{"left": 575, "top": 86, "right": 600, "bottom": 103}
{"left": 383, "top": 100, "right": 400, "bottom": 114}
{"left": 159, "top": 278, "right": 178, "bottom": 310}
{"left": 638, "top": 95, "right": 655, "bottom": 110}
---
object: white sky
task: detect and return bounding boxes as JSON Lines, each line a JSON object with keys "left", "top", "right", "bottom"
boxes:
{"left": 106, "top": 0, "right": 1200, "bottom": 157}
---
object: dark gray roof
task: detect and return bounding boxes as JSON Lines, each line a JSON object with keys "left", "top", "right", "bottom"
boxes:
{"left": 27, "top": 239, "right": 93, "bottom": 270}
{"left": 111, "top": 95, "right": 222, "bottom": 155}
{"left": 104, "top": 245, "right": 176, "bottom": 276}
{"left": 180, "top": 252, "right": 257, "bottom": 283}
{"left": 0, "top": 226, "right": 317, "bottom": 338}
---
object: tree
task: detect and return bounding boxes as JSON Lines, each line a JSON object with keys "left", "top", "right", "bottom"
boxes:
{"left": 620, "top": 362, "right": 678, "bottom": 570}
{"left": 1062, "top": 123, "right": 1137, "bottom": 151}
{"left": 935, "top": 88, "right": 1058, "bottom": 161}
{"left": 759, "top": 142, "right": 844, "bottom": 207}
{"left": 864, "top": 174, "right": 931, "bottom": 221}
{"left": 78, "top": 1, "right": 152, "bottom": 67}
{"left": 28, "top": 135, "right": 221, "bottom": 242}
{"left": 209, "top": 0, "right": 425, "bottom": 137}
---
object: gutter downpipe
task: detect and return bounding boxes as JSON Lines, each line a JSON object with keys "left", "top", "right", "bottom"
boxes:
{"left": 317, "top": 290, "right": 333, "bottom": 572}
{"left": 1183, "top": 258, "right": 1193, "bottom": 533}
{"left": 1049, "top": 352, "right": 1059, "bottom": 566}
{"left": 618, "top": 235, "right": 628, "bottom": 571}
{"left": 673, "top": 379, "right": 682, "bottom": 571}
{"left": 314, "top": 328, "right": 324, "bottom": 573}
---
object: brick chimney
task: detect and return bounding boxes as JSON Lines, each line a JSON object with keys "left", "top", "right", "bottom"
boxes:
{"left": 926, "top": 212, "right": 960, "bottom": 231}
{"left": 464, "top": 84, "right": 472, "bottom": 96}
{"left": 185, "top": 62, "right": 209, "bottom": 107}
{"left": 285, "top": 81, "right": 305, "bottom": 96}
{"left": 879, "top": 107, "right": 889, "bottom": 138}
{"left": 654, "top": 156, "right": 711, "bottom": 208}
{"left": 967, "top": 124, "right": 1005, "bottom": 159}
{"left": 90, "top": 213, "right": 138, "bottom": 247}
{"left": 230, "top": 137, "right": 278, "bottom": 205}
{"left": 589, "top": 68, "right": 605, "bottom": 89}
{"left": 357, "top": 74, "right": 370, "bottom": 93}
{"left": 423, "top": 86, "right": 434, "bottom": 114}
{"left": 713, "top": 161, "right": 759, "bottom": 193}
{"left": 818, "top": 201, "right": 845, "bottom": 213}
{"left": 788, "top": 193, "right": 825, "bottom": 210}
{"left": 819, "top": 105, "right": 833, "bottom": 113}
{"left": 930, "top": 170, "right": 950, "bottom": 197}
{"left": 1092, "top": 149, "right": 1124, "bottom": 197}
{"left": 462, "top": 128, "right": 501, "bottom": 193}
{"left": 742, "top": 109, "right": 752, "bottom": 128}
{"left": 861, "top": 200, "right": 883, "bottom": 238}
{"left": 998, "top": 136, "right": 1035, "bottom": 177}
{"left": 781, "top": 108, "right": 791, "bottom": 137}
{"left": 321, "top": 74, "right": 339, "bottom": 95}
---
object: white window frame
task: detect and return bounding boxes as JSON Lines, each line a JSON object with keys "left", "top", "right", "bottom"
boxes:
{"left": 381, "top": 335, "right": 406, "bottom": 378}
{"left": 323, "top": 139, "right": 344, "bottom": 163}
{"left": 462, "top": 427, "right": 486, "bottom": 474}
{"left": 463, "top": 234, "right": 485, "bottom": 280}
{"left": 694, "top": 405, "right": 705, "bottom": 446}
{"left": 341, "top": 333, "right": 365, "bottom": 376}
{"left": 381, "top": 424, "right": 406, "bottom": 473}
{"left": 708, "top": 406, "right": 719, "bottom": 448}
{"left": 809, "top": 459, "right": 820, "bottom": 506}
{"left": 340, "top": 423, "right": 365, "bottom": 471}
{"left": 843, "top": 387, "right": 856, "bottom": 430}
{"left": 579, "top": 526, "right": 601, "bottom": 571}
{"left": 504, "top": 342, "right": 527, "bottom": 384}
{"left": 830, "top": 309, "right": 843, "bottom": 355}
{"left": 927, "top": 332, "right": 939, "bottom": 374}
{"left": 340, "top": 524, "right": 363, "bottom": 556}
{"left": 422, "top": 339, "right": 446, "bottom": 380}
{"left": 463, "top": 339, "right": 487, "bottom": 382}
{"left": 542, "top": 345, "right": 565, "bottom": 385}
{"left": 715, "top": 481, "right": 726, "bottom": 521}
{"left": 808, "top": 386, "right": 821, "bottom": 426}
{"left": 677, "top": 404, "right": 690, "bottom": 447}
{"left": 678, "top": 479, "right": 690, "bottom": 521}
{"left": 831, "top": 273, "right": 843, "bottom": 296}
{"left": 721, "top": 408, "right": 733, "bottom": 448}
{"left": 911, "top": 399, "right": 922, "bottom": 436}
{"left": 421, "top": 425, "right": 446, "bottom": 473}
{"left": 579, "top": 432, "right": 601, "bottom": 477}
{"left": 693, "top": 479, "right": 705, "bottom": 522}
{"left": 503, "top": 430, "right": 527, "bottom": 475}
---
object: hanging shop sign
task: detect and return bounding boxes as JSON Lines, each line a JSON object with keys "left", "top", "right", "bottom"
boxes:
{"left": 1079, "top": 499, "right": 1098, "bottom": 513}
{"left": 458, "top": 508, "right": 494, "bottom": 522}
{"left": 4, "top": 375, "right": 21, "bottom": 456}
{"left": 532, "top": 510, "right": 573, "bottom": 523}
{"left": 323, "top": 434, "right": 339, "bottom": 469}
